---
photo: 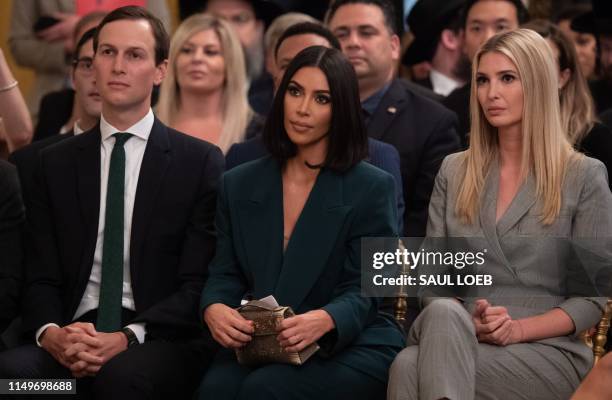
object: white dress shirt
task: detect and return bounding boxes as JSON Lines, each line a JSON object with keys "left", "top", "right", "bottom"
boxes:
{"left": 430, "top": 69, "right": 462, "bottom": 97}
{"left": 36, "top": 109, "right": 154, "bottom": 345}
{"left": 73, "top": 121, "right": 85, "bottom": 136}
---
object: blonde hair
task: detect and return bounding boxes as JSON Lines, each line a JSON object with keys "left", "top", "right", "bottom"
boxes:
{"left": 157, "top": 13, "right": 252, "bottom": 153}
{"left": 522, "top": 19, "right": 596, "bottom": 146}
{"left": 456, "top": 29, "right": 577, "bottom": 225}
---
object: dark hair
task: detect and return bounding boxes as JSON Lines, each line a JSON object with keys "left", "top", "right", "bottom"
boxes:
{"left": 275, "top": 22, "right": 341, "bottom": 59}
{"left": 326, "top": 0, "right": 398, "bottom": 35}
{"left": 73, "top": 11, "right": 106, "bottom": 42}
{"left": 522, "top": 19, "right": 573, "bottom": 73}
{"left": 552, "top": 4, "right": 592, "bottom": 24}
{"left": 93, "top": 6, "right": 169, "bottom": 65}
{"left": 73, "top": 27, "right": 97, "bottom": 63}
{"left": 461, "top": 0, "right": 530, "bottom": 29}
{"left": 263, "top": 46, "right": 368, "bottom": 172}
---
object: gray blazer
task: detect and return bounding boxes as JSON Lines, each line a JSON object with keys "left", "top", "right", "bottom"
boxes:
{"left": 426, "top": 151, "right": 612, "bottom": 377}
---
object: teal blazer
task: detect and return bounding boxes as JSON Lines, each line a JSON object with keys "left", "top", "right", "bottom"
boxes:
{"left": 200, "top": 156, "right": 405, "bottom": 382}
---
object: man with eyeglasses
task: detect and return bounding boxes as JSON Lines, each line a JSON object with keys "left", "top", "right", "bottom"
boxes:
{"left": 4, "top": 25, "right": 100, "bottom": 355}
{"left": 32, "top": 12, "right": 106, "bottom": 142}
{"left": 10, "top": 27, "right": 101, "bottom": 211}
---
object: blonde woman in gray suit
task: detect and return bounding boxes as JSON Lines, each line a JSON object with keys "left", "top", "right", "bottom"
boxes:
{"left": 387, "top": 29, "right": 612, "bottom": 400}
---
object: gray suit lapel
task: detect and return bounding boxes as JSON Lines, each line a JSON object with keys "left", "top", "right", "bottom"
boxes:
{"left": 496, "top": 173, "right": 537, "bottom": 237}
{"left": 479, "top": 161, "right": 515, "bottom": 276}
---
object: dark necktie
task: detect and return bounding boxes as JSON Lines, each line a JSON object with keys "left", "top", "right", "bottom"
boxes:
{"left": 97, "top": 132, "right": 132, "bottom": 332}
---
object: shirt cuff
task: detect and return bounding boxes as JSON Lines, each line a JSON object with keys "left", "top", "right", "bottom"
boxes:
{"left": 125, "top": 322, "right": 146, "bottom": 344}
{"left": 35, "top": 323, "right": 61, "bottom": 347}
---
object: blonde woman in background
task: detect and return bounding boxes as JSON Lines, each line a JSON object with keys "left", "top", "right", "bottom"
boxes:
{"left": 157, "top": 13, "right": 258, "bottom": 154}
{"left": 523, "top": 19, "right": 612, "bottom": 190}
{"left": 387, "top": 29, "right": 612, "bottom": 400}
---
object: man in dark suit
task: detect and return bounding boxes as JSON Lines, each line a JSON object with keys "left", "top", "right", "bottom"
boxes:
{"left": 0, "top": 160, "right": 24, "bottom": 349}
{"left": 442, "top": 0, "right": 529, "bottom": 147}
{"left": 10, "top": 28, "right": 101, "bottom": 211}
{"left": 327, "top": 0, "right": 460, "bottom": 237}
{"left": 403, "top": 0, "right": 466, "bottom": 98}
{"left": 31, "top": 12, "right": 105, "bottom": 142}
{"left": 0, "top": 7, "right": 223, "bottom": 399}
{"left": 226, "top": 21, "right": 406, "bottom": 233}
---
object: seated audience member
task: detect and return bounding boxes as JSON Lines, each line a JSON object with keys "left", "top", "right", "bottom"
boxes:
{"left": 443, "top": 0, "right": 529, "bottom": 146}
{"left": 571, "top": 0, "right": 612, "bottom": 114}
{"left": 11, "top": 27, "right": 102, "bottom": 211}
{"left": 263, "top": 12, "right": 318, "bottom": 85}
{"left": 0, "top": 160, "right": 24, "bottom": 348}
{"left": 0, "top": 48, "right": 32, "bottom": 154}
{"left": 555, "top": 4, "right": 598, "bottom": 81}
{"left": 0, "top": 7, "right": 223, "bottom": 399}
{"left": 570, "top": 352, "right": 612, "bottom": 399}
{"left": 198, "top": 45, "right": 405, "bottom": 400}
{"left": 203, "top": 0, "right": 286, "bottom": 116}
{"left": 524, "top": 19, "right": 612, "bottom": 191}
{"left": 326, "top": 0, "right": 459, "bottom": 237}
{"left": 226, "top": 21, "right": 406, "bottom": 233}
{"left": 33, "top": 11, "right": 106, "bottom": 142}
{"left": 388, "top": 29, "right": 612, "bottom": 400}
{"left": 403, "top": 0, "right": 466, "bottom": 97}
{"left": 157, "top": 13, "right": 258, "bottom": 154}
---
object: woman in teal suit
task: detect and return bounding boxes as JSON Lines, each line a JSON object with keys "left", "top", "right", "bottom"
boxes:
{"left": 197, "top": 46, "right": 405, "bottom": 400}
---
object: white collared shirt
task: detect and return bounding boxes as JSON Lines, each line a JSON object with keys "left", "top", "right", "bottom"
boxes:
{"left": 36, "top": 109, "right": 154, "bottom": 345}
{"left": 73, "top": 121, "right": 85, "bottom": 136}
{"left": 60, "top": 120, "right": 86, "bottom": 135}
{"left": 430, "top": 69, "right": 462, "bottom": 97}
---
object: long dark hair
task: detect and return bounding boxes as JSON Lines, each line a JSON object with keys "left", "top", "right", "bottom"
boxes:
{"left": 263, "top": 46, "right": 368, "bottom": 172}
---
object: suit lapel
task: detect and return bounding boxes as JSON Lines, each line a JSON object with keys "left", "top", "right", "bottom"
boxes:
{"left": 74, "top": 127, "right": 102, "bottom": 295}
{"left": 496, "top": 173, "right": 537, "bottom": 237}
{"left": 479, "top": 161, "right": 515, "bottom": 274}
{"left": 130, "top": 119, "right": 171, "bottom": 280}
{"left": 480, "top": 160, "right": 538, "bottom": 275}
{"left": 367, "top": 80, "right": 408, "bottom": 140}
{"left": 236, "top": 158, "right": 284, "bottom": 297}
{"left": 275, "top": 169, "right": 351, "bottom": 309}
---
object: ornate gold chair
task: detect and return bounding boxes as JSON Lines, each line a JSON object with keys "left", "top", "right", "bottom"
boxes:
{"left": 581, "top": 299, "right": 612, "bottom": 365}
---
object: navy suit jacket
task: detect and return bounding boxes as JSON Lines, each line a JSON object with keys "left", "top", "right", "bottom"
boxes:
{"left": 226, "top": 136, "right": 405, "bottom": 233}
{"left": 368, "top": 79, "right": 460, "bottom": 237}
{"left": 22, "top": 118, "right": 224, "bottom": 341}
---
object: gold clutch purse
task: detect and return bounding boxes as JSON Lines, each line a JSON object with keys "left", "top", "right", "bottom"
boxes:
{"left": 235, "top": 300, "right": 319, "bottom": 366}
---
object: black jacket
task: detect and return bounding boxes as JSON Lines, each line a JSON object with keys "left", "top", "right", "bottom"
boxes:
{"left": 21, "top": 118, "right": 224, "bottom": 341}
{"left": 0, "top": 160, "right": 24, "bottom": 334}
{"left": 367, "top": 79, "right": 460, "bottom": 236}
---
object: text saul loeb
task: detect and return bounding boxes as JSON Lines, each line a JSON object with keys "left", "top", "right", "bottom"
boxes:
{"left": 369, "top": 248, "right": 493, "bottom": 287}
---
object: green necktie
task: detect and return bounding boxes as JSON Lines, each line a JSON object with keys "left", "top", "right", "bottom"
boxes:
{"left": 97, "top": 132, "right": 132, "bottom": 332}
